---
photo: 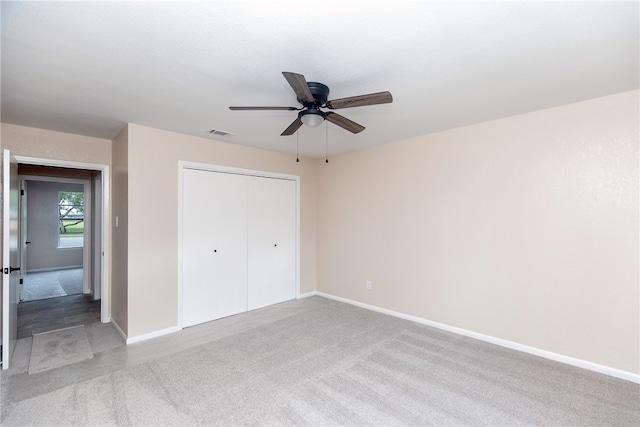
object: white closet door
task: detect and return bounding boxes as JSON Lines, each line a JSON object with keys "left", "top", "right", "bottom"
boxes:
{"left": 247, "top": 176, "right": 296, "bottom": 310}
{"left": 182, "top": 170, "right": 248, "bottom": 327}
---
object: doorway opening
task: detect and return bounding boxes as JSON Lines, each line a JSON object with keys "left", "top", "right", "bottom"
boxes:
{"left": 2, "top": 154, "right": 110, "bottom": 369}
{"left": 17, "top": 166, "right": 103, "bottom": 338}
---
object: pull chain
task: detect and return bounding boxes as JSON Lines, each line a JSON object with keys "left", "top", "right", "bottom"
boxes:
{"left": 325, "top": 121, "right": 329, "bottom": 164}
{"left": 296, "top": 131, "right": 300, "bottom": 163}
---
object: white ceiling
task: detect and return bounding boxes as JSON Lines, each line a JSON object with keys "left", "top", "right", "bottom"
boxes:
{"left": 1, "top": 1, "right": 638, "bottom": 158}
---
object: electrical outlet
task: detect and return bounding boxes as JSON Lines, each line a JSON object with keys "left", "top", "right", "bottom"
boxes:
{"left": 366, "top": 280, "right": 372, "bottom": 290}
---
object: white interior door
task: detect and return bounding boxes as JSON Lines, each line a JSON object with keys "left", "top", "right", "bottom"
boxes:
{"left": 182, "top": 169, "right": 248, "bottom": 327}
{"left": 2, "top": 150, "right": 19, "bottom": 369}
{"left": 247, "top": 176, "right": 296, "bottom": 310}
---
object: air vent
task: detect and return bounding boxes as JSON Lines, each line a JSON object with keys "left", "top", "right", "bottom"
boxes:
{"left": 208, "top": 129, "right": 234, "bottom": 137}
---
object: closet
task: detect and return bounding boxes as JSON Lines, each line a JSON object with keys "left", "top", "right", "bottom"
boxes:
{"left": 181, "top": 168, "right": 296, "bottom": 328}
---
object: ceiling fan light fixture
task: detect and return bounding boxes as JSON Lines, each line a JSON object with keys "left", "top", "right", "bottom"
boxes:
{"left": 230, "top": 71, "right": 392, "bottom": 135}
{"left": 300, "top": 109, "right": 325, "bottom": 127}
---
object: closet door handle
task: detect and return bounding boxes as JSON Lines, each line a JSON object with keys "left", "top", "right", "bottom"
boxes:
{"left": 274, "top": 244, "right": 277, "bottom": 247}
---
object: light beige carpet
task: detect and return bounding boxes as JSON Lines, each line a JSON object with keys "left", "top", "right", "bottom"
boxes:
{"left": 4, "top": 298, "right": 638, "bottom": 425}
{"left": 28, "top": 325, "right": 93, "bottom": 374}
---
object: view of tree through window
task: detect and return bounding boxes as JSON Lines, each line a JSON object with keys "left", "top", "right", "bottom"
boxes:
{"left": 58, "top": 191, "right": 84, "bottom": 248}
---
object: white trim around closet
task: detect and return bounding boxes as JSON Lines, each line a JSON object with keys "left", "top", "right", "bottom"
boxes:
{"left": 176, "top": 161, "right": 301, "bottom": 330}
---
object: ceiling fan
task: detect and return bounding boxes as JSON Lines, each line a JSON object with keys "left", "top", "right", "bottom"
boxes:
{"left": 229, "top": 72, "right": 393, "bottom": 136}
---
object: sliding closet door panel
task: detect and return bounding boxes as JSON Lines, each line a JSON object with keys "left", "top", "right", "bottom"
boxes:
{"left": 247, "top": 177, "right": 296, "bottom": 310}
{"left": 215, "top": 173, "right": 249, "bottom": 319}
{"left": 182, "top": 169, "right": 218, "bottom": 327}
{"left": 182, "top": 169, "right": 248, "bottom": 327}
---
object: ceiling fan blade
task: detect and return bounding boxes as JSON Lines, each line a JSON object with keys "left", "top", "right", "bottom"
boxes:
{"left": 282, "top": 72, "right": 314, "bottom": 104}
{"left": 281, "top": 117, "right": 303, "bottom": 136}
{"left": 326, "top": 91, "right": 393, "bottom": 110}
{"left": 229, "top": 106, "right": 298, "bottom": 111}
{"left": 325, "top": 112, "right": 365, "bottom": 134}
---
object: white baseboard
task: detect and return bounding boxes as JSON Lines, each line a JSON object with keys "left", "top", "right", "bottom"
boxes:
{"left": 126, "top": 326, "right": 181, "bottom": 345}
{"left": 110, "top": 319, "right": 127, "bottom": 343}
{"left": 315, "top": 291, "right": 640, "bottom": 384}
{"left": 26, "top": 265, "right": 83, "bottom": 273}
{"left": 298, "top": 291, "right": 319, "bottom": 299}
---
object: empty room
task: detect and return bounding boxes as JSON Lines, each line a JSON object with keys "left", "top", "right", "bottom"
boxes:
{"left": 1, "top": 1, "right": 638, "bottom": 426}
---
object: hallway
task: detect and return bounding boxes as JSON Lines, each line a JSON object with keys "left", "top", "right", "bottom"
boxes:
{"left": 17, "top": 294, "right": 100, "bottom": 339}
{"left": 21, "top": 268, "right": 84, "bottom": 302}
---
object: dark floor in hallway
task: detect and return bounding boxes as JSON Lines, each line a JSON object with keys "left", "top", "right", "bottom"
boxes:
{"left": 17, "top": 294, "right": 101, "bottom": 339}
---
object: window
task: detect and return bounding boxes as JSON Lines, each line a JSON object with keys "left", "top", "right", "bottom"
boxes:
{"left": 58, "top": 191, "right": 84, "bottom": 248}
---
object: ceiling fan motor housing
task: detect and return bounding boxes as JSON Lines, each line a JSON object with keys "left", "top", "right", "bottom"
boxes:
{"left": 305, "top": 82, "right": 330, "bottom": 107}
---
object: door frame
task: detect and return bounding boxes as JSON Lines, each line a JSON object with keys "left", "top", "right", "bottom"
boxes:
{"left": 177, "top": 161, "right": 300, "bottom": 329}
{"left": 2, "top": 150, "right": 19, "bottom": 369}
{"left": 19, "top": 175, "right": 92, "bottom": 298}
{"left": 14, "top": 156, "right": 111, "bottom": 323}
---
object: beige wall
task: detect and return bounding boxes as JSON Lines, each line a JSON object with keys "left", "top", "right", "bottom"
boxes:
{"left": 111, "top": 126, "right": 129, "bottom": 335}
{"left": 316, "top": 90, "right": 639, "bottom": 374}
{"left": 125, "top": 124, "right": 317, "bottom": 338}
{"left": 1, "top": 123, "right": 112, "bottom": 164}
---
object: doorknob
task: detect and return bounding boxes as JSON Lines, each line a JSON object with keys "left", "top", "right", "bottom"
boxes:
{"left": 3, "top": 266, "right": 20, "bottom": 274}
